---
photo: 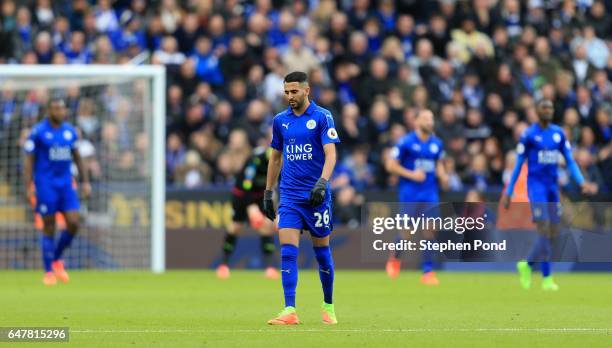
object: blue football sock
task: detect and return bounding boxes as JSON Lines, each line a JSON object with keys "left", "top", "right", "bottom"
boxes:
{"left": 280, "top": 244, "right": 298, "bottom": 308}
{"left": 41, "top": 235, "right": 54, "bottom": 273}
{"left": 541, "top": 237, "right": 552, "bottom": 277}
{"left": 528, "top": 235, "right": 547, "bottom": 264}
{"left": 541, "top": 262, "right": 551, "bottom": 277}
{"left": 53, "top": 230, "right": 75, "bottom": 261}
{"left": 314, "top": 246, "right": 334, "bottom": 304}
{"left": 422, "top": 247, "right": 433, "bottom": 273}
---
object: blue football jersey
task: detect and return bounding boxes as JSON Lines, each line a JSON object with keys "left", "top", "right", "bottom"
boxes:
{"left": 391, "top": 131, "right": 443, "bottom": 202}
{"left": 516, "top": 123, "right": 573, "bottom": 185}
{"left": 24, "top": 119, "right": 78, "bottom": 186}
{"left": 270, "top": 101, "right": 340, "bottom": 202}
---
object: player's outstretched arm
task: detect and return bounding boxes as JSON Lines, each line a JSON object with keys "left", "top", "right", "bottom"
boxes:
{"left": 72, "top": 148, "right": 91, "bottom": 198}
{"left": 263, "top": 148, "right": 282, "bottom": 221}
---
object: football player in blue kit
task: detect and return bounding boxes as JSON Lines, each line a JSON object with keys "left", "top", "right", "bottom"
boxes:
{"left": 24, "top": 98, "right": 90, "bottom": 286}
{"left": 385, "top": 109, "right": 449, "bottom": 285}
{"left": 263, "top": 72, "right": 340, "bottom": 325}
{"left": 503, "top": 99, "right": 597, "bottom": 291}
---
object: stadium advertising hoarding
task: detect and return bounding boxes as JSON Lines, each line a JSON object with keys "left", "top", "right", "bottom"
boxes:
{"left": 3, "top": 188, "right": 610, "bottom": 270}
{"left": 162, "top": 189, "right": 612, "bottom": 269}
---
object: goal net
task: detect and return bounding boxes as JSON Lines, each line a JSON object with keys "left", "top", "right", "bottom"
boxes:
{"left": 0, "top": 65, "right": 166, "bottom": 272}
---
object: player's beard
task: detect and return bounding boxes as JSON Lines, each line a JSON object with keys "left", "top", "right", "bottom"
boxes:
{"left": 290, "top": 97, "right": 304, "bottom": 111}
{"left": 49, "top": 114, "right": 64, "bottom": 126}
{"left": 539, "top": 113, "right": 553, "bottom": 124}
{"left": 419, "top": 125, "right": 433, "bottom": 135}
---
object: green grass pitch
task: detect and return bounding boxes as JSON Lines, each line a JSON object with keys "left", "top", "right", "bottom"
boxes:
{"left": 1, "top": 270, "right": 612, "bottom": 347}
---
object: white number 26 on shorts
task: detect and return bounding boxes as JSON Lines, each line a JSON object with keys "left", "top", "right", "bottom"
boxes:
{"left": 314, "top": 209, "right": 330, "bottom": 228}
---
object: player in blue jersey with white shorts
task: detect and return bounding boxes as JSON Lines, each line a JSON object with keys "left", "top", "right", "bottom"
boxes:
{"left": 24, "top": 98, "right": 90, "bottom": 286}
{"left": 263, "top": 72, "right": 340, "bottom": 325}
{"left": 385, "top": 109, "right": 449, "bottom": 285}
{"left": 503, "top": 99, "right": 596, "bottom": 291}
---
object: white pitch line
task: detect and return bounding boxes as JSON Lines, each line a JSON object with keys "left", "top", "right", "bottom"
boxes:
{"left": 71, "top": 328, "right": 612, "bottom": 334}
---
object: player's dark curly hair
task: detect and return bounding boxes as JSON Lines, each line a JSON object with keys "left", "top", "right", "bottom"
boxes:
{"left": 284, "top": 71, "right": 308, "bottom": 84}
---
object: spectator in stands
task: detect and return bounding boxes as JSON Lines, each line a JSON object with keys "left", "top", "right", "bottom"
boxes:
{"left": 191, "top": 37, "right": 223, "bottom": 88}
{"left": 442, "top": 157, "right": 463, "bottom": 191}
{"left": 93, "top": 35, "right": 116, "bottom": 64}
{"left": 64, "top": 30, "right": 91, "bottom": 64}
{"left": 450, "top": 15, "right": 494, "bottom": 64}
{"left": 33, "top": 31, "right": 53, "bottom": 64}
{"left": 220, "top": 36, "right": 255, "bottom": 82}
{"left": 517, "top": 56, "right": 546, "bottom": 96}
{"left": 408, "top": 38, "right": 441, "bottom": 84}
{"left": 332, "top": 185, "right": 361, "bottom": 228}
{"left": 113, "top": 10, "right": 146, "bottom": 54}
{"left": 76, "top": 97, "right": 99, "bottom": 140}
{"left": 346, "top": 31, "right": 371, "bottom": 73}
{"left": 572, "top": 44, "right": 596, "bottom": 85}
{"left": 282, "top": 34, "right": 319, "bottom": 74}
{"left": 1, "top": 0, "right": 17, "bottom": 33}
{"left": 462, "top": 72, "right": 485, "bottom": 109}
{"left": 325, "top": 10, "right": 348, "bottom": 55}
{"left": 579, "top": 126, "right": 598, "bottom": 154}
{"left": 588, "top": 1, "right": 611, "bottom": 38}
{"left": 366, "top": 99, "right": 392, "bottom": 151}
{"left": 337, "top": 103, "right": 365, "bottom": 154}
{"left": 423, "top": 14, "right": 450, "bottom": 58}
{"left": 93, "top": 0, "right": 119, "bottom": 34}
{"left": 0, "top": 0, "right": 608, "bottom": 197}
{"left": 238, "top": 99, "right": 269, "bottom": 147}
{"left": 166, "top": 132, "right": 186, "bottom": 181}
{"left": 174, "top": 150, "right": 210, "bottom": 188}
{"left": 566, "top": 148, "right": 607, "bottom": 192}
{"left": 175, "top": 59, "right": 198, "bottom": 98}
{"left": 593, "top": 107, "right": 612, "bottom": 146}
{"left": 436, "top": 103, "right": 464, "bottom": 145}
{"left": 574, "top": 25, "right": 609, "bottom": 70}
{"left": 13, "top": 6, "right": 34, "bottom": 60}
{"left": 533, "top": 37, "right": 562, "bottom": 84}
{"left": 591, "top": 70, "right": 612, "bottom": 103}
{"left": 174, "top": 13, "right": 203, "bottom": 54}
{"left": 336, "top": 146, "right": 375, "bottom": 191}
{"left": 483, "top": 137, "right": 504, "bottom": 185}
{"left": 563, "top": 108, "right": 582, "bottom": 143}
{"left": 463, "top": 153, "right": 491, "bottom": 192}
{"left": 152, "top": 35, "right": 185, "bottom": 66}
{"left": 430, "top": 60, "right": 456, "bottom": 105}
{"left": 575, "top": 85, "right": 597, "bottom": 123}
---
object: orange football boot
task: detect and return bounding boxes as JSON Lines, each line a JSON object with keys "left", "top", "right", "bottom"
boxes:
{"left": 420, "top": 271, "right": 440, "bottom": 286}
{"left": 386, "top": 257, "right": 401, "bottom": 279}
{"left": 52, "top": 260, "right": 70, "bottom": 283}
{"left": 264, "top": 267, "right": 280, "bottom": 280}
{"left": 216, "top": 264, "right": 230, "bottom": 279}
{"left": 267, "top": 307, "right": 300, "bottom": 325}
{"left": 43, "top": 272, "right": 57, "bottom": 286}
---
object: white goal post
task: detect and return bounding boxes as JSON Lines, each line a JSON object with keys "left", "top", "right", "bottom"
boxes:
{"left": 0, "top": 65, "right": 166, "bottom": 273}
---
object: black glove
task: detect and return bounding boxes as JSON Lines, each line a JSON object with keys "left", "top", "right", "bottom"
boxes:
{"left": 263, "top": 190, "right": 276, "bottom": 221}
{"left": 309, "top": 178, "right": 327, "bottom": 207}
